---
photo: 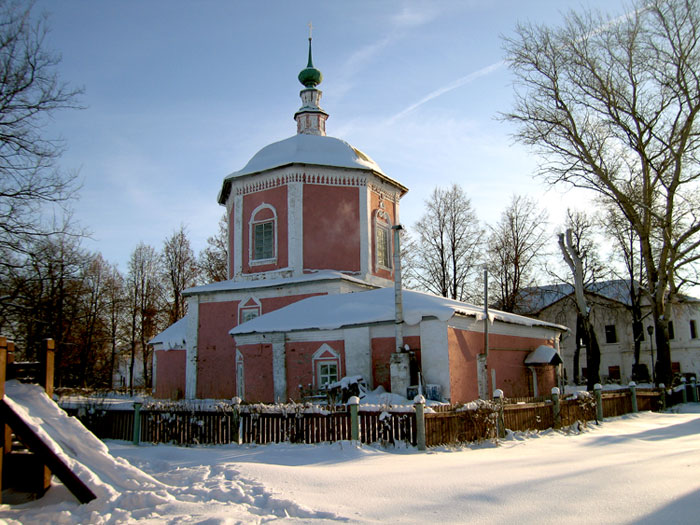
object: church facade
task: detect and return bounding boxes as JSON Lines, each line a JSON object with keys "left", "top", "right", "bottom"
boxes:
{"left": 151, "top": 39, "right": 566, "bottom": 403}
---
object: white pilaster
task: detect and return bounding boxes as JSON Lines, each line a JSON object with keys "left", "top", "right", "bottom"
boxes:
{"left": 271, "top": 333, "right": 287, "bottom": 402}
{"left": 344, "top": 326, "right": 372, "bottom": 388}
{"left": 233, "top": 193, "right": 243, "bottom": 278}
{"left": 359, "top": 185, "right": 369, "bottom": 278}
{"left": 185, "top": 295, "right": 200, "bottom": 399}
{"left": 288, "top": 181, "right": 304, "bottom": 276}
{"left": 419, "top": 319, "right": 451, "bottom": 400}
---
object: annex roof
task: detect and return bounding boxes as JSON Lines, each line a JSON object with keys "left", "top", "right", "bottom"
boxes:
{"left": 149, "top": 316, "right": 187, "bottom": 349}
{"left": 230, "top": 287, "right": 567, "bottom": 336}
{"left": 182, "top": 270, "right": 375, "bottom": 296}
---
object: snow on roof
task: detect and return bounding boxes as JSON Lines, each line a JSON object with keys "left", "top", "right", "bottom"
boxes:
{"left": 227, "top": 134, "right": 385, "bottom": 179}
{"left": 217, "top": 134, "right": 407, "bottom": 204}
{"left": 230, "top": 287, "right": 567, "bottom": 336}
{"left": 524, "top": 345, "right": 563, "bottom": 366}
{"left": 183, "top": 270, "right": 375, "bottom": 296}
{"left": 518, "top": 279, "right": 700, "bottom": 314}
{"left": 149, "top": 316, "right": 188, "bottom": 349}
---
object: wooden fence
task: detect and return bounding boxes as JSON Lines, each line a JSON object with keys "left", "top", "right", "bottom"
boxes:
{"left": 61, "top": 386, "right": 669, "bottom": 448}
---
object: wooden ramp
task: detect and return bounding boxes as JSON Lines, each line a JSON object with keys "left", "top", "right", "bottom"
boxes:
{"left": 1, "top": 398, "right": 96, "bottom": 503}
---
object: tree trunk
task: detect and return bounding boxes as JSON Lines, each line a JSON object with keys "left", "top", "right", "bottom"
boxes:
{"left": 582, "top": 318, "right": 601, "bottom": 390}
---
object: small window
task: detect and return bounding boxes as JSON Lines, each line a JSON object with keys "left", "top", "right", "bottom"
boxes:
{"left": 669, "top": 321, "right": 675, "bottom": 340}
{"left": 240, "top": 308, "right": 259, "bottom": 324}
{"left": 691, "top": 320, "right": 697, "bottom": 339}
{"left": 317, "top": 361, "right": 338, "bottom": 387}
{"left": 604, "top": 324, "right": 618, "bottom": 344}
{"left": 672, "top": 361, "right": 681, "bottom": 374}
{"left": 608, "top": 366, "right": 621, "bottom": 381}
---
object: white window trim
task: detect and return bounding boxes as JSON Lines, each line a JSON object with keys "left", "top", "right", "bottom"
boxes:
{"left": 374, "top": 210, "right": 392, "bottom": 271}
{"left": 311, "top": 343, "right": 341, "bottom": 389}
{"left": 249, "top": 203, "right": 278, "bottom": 266}
{"left": 236, "top": 350, "right": 245, "bottom": 399}
{"left": 238, "top": 296, "right": 262, "bottom": 325}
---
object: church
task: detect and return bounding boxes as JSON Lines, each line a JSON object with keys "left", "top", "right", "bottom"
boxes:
{"left": 150, "top": 38, "right": 566, "bottom": 403}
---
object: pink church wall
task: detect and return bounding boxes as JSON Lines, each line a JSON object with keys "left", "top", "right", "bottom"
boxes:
{"left": 238, "top": 342, "right": 275, "bottom": 402}
{"left": 196, "top": 300, "right": 240, "bottom": 399}
{"left": 447, "top": 327, "right": 558, "bottom": 402}
{"left": 195, "top": 293, "right": 326, "bottom": 399}
{"left": 285, "top": 340, "right": 346, "bottom": 401}
{"left": 242, "top": 185, "right": 288, "bottom": 274}
{"left": 154, "top": 349, "right": 186, "bottom": 399}
{"left": 303, "top": 185, "right": 361, "bottom": 271}
{"left": 371, "top": 336, "right": 420, "bottom": 392}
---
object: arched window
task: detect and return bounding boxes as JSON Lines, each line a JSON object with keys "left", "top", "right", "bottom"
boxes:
{"left": 312, "top": 344, "right": 341, "bottom": 388}
{"left": 249, "top": 203, "right": 277, "bottom": 264}
{"left": 374, "top": 210, "right": 392, "bottom": 270}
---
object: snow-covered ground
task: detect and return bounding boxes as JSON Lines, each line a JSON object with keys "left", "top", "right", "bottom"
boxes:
{"left": 2, "top": 397, "right": 699, "bottom": 524}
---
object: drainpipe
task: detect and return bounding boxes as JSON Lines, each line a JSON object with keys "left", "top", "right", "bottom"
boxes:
{"left": 392, "top": 224, "right": 404, "bottom": 353}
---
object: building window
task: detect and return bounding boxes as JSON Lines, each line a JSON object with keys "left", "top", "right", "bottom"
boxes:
{"left": 374, "top": 210, "right": 392, "bottom": 270}
{"left": 238, "top": 296, "right": 262, "bottom": 325}
{"left": 691, "top": 320, "right": 697, "bottom": 339}
{"left": 608, "top": 366, "right": 621, "bottom": 382}
{"left": 669, "top": 321, "right": 675, "bottom": 340}
{"left": 317, "top": 361, "right": 339, "bottom": 387}
{"left": 604, "top": 324, "right": 618, "bottom": 344}
{"left": 249, "top": 204, "right": 277, "bottom": 264}
{"left": 312, "top": 343, "right": 341, "bottom": 389}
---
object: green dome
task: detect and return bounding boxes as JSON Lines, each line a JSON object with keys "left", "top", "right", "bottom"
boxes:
{"left": 298, "top": 37, "right": 322, "bottom": 88}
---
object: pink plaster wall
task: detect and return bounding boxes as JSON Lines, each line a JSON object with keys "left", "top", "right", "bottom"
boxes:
{"left": 242, "top": 185, "right": 288, "bottom": 274}
{"left": 371, "top": 336, "right": 420, "bottom": 391}
{"left": 197, "top": 300, "right": 240, "bottom": 399}
{"left": 195, "top": 293, "right": 325, "bottom": 399}
{"left": 285, "top": 340, "right": 345, "bottom": 401}
{"left": 447, "top": 327, "right": 558, "bottom": 402}
{"left": 154, "top": 349, "right": 186, "bottom": 399}
{"left": 303, "top": 185, "right": 361, "bottom": 271}
{"left": 238, "top": 343, "right": 275, "bottom": 402}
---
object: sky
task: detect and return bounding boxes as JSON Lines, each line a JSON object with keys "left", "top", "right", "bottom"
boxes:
{"left": 33, "top": 0, "right": 630, "bottom": 272}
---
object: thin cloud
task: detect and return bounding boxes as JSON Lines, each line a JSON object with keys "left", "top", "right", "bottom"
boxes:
{"left": 386, "top": 60, "right": 504, "bottom": 125}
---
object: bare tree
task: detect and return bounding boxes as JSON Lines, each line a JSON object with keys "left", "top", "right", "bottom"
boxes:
{"left": 162, "top": 225, "right": 199, "bottom": 324}
{"left": 502, "top": 0, "right": 700, "bottom": 386}
{"left": 409, "top": 184, "right": 483, "bottom": 302}
{"left": 0, "top": 1, "right": 82, "bottom": 267}
{"left": 487, "top": 195, "right": 548, "bottom": 312}
{"left": 559, "top": 228, "right": 602, "bottom": 389}
{"left": 126, "top": 243, "right": 163, "bottom": 393}
{"left": 199, "top": 214, "right": 228, "bottom": 283}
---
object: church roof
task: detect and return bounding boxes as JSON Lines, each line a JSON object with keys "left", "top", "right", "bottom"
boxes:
{"left": 230, "top": 287, "right": 567, "bottom": 336}
{"left": 218, "top": 133, "right": 405, "bottom": 204}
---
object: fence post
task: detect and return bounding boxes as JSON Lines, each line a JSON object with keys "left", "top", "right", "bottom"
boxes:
{"left": 132, "top": 402, "right": 142, "bottom": 445}
{"left": 551, "top": 387, "right": 561, "bottom": 429}
{"left": 0, "top": 336, "right": 6, "bottom": 504}
{"left": 348, "top": 396, "right": 359, "bottom": 442}
{"left": 629, "top": 381, "right": 638, "bottom": 413}
{"left": 659, "top": 384, "right": 666, "bottom": 411}
{"left": 41, "top": 338, "right": 55, "bottom": 398}
{"left": 493, "top": 389, "right": 505, "bottom": 438}
{"left": 691, "top": 377, "right": 698, "bottom": 403}
{"left": 232, "top": 397, "right": 241, "bottom": 445}
{"left": 414, "top": 395, "right": 426, "bottom": 451}
{"left": 594, "top": 383, "right": 603, "bottom": 423}
{"left": 681, "top": 377, "right": 688, "bottom": 404}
